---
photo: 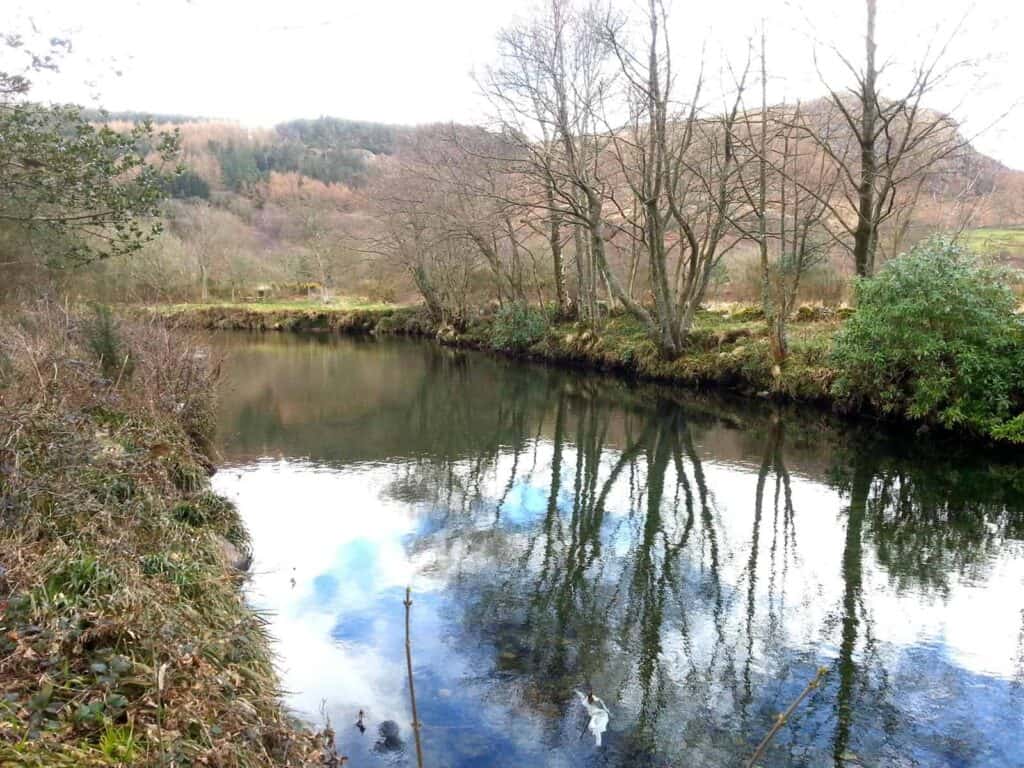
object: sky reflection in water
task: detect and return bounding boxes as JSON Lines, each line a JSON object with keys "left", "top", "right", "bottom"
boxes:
{"left": 210, "top": 332, "right": 1024, "bottom": 768}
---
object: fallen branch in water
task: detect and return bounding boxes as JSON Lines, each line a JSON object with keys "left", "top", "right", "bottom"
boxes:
{"left": 404, "top": 586, "right": 426, "bottom": 768}
{"left": 745, "top": 666, "right": 829, "bottom": 768}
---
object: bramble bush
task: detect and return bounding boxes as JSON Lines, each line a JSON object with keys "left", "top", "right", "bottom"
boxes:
{"left": 489, "top": 302, "right": 549, "bottom": 351}
{"left": 831, "top": 237, "right": 1024, "bottom": 441}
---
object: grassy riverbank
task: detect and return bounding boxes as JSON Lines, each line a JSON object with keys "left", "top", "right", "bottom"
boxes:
{"left": 151, "top": 300, "right": 845, "bottom": 400}
{"left": 0, "top": 306, "right": 322, "bottom": 767}
{"left": 149, "top": 291, "right": 1024, "bottom": 445}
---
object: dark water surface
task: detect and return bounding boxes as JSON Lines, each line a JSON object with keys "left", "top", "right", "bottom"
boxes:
{"left": 210, "top": 332, "right": 1024, "bottom": 768}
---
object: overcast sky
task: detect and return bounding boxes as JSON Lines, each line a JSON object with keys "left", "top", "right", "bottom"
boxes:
{"left": 7, "top": 0, "right": 1023, "bottom": 168}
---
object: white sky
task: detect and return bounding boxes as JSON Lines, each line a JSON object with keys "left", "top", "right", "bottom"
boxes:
{"left": 6, "top": 0, "right": 1024, "bottom": 169}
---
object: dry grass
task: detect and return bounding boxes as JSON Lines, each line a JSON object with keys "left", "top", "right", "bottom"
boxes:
{"left": 711, "top": 250, "right": 851, "bottom": 306}
{"left": 0, "top": 304, "right": 324, "bottom": 767}
{"left": 152, "top": 297, "right": 398, "bottom": 314}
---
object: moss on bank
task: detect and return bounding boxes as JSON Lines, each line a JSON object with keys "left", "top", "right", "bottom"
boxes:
{"left": 0, "top": 308, "right": 322, "bottom": 767}
{"left": 151, "top": 301, "right": 841, "bottom": 403}
{"left": 501, "top": 312, "right": 840, "bottom": 403}
{"left": 149, "top": 299, "right": 1022, "bottom": 444}
{"left": 150, "top": 303, "right": 409, "bottom": 335}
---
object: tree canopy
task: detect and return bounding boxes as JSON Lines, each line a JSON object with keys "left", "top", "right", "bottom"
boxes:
{"left": 0, "top": 36, "right": 179, "bottom": 272}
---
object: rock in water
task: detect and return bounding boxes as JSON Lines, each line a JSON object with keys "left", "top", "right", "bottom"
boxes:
{"left": 216, "top": 535, "right": 252, "bottom": 572}
{"left": 375, "top": 720, "right": 404, "bottom": 752}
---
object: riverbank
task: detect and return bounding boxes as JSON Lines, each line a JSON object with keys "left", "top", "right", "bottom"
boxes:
{"left": 148, "top": 298, "right": 1024, "bottom": 445}
{"left": 0, "top": 307, "right": 323, "bottom": 767}
{"left": 151, "top": 300, "right": 845, "bottom": 402}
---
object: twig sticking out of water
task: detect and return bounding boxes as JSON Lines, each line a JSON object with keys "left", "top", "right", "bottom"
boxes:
{"left": 745, "top": 667, "right": 829, "bottom": 768}
{"left": 404, "top": 586, "right": 426, "bottom": 768}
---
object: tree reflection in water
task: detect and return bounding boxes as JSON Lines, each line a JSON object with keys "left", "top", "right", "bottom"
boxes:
{"left": 377, "top": 375, "right": 1010, "bottom": 765}
{"left": 396, "top": 384, "right": 1024, "bottom": 766}
{"left": 214, "top": 333, "right": 1024, "bottom": 768}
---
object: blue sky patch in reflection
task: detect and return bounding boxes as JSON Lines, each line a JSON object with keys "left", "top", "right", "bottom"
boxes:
{"left": 498, "top": 482, "right": 550, "bottom": 528}
{"left": 209, "top": 334, "right": 1024, "bottom": 767}
{"left": 213, "top": 449, "right": 1024, "bottom": 768}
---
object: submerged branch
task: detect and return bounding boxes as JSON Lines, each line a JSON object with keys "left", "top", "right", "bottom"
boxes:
{"left": 745, "top": 666, "right": 829, "bottom": 768}
{"left": 404, "top": 586, "right": 426, "bottom": 768}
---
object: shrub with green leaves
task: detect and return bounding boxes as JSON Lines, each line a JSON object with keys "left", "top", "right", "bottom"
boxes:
{"left": 831, "top": 237, "right": 1024, "bottom": 441}
{"left": 489, "top": 302, "right": 549, "bottom": 352}
{"left": 82, "top": 304, "right": 134, "bottom": 380}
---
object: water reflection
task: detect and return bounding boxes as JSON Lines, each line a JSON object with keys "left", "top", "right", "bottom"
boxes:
{"left": 211, "top": 332, "right": 1024, "bottom": 768}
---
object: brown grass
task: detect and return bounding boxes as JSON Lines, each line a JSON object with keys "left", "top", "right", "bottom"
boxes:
{"left": 0, "top": 303, "right": 324, "bottom": 767}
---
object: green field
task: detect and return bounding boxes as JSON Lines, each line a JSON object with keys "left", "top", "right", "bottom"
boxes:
{"left": 963, "top": 227, "right": 1024, "bottom": 263}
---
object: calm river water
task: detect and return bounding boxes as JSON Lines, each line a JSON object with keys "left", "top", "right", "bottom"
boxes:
{"left": 210, "top": 332, "right": 1024, "bottom": 768}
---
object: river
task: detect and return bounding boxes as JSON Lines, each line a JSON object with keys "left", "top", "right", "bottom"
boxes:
{"left": 209, "top": 331, "right": 1024, "bottom": 768}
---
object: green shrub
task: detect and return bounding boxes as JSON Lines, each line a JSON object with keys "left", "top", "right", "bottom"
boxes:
{"left": 82, "top": 304, "right": 133, "bottom": 380}
{"left": 489, "top": 303, "right": 549, "bottom": 352}
{"left": 831, "top": 237, "right": 1024, "bottom": 440}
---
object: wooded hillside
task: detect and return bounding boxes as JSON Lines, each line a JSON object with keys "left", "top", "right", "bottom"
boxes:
{"left": 59, "top": 108, "right": 1024, "bottom": 312}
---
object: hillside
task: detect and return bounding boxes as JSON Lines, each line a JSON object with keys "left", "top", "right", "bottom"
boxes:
{"left": 70, "top": 112, "right": 1024, "bottom": 306}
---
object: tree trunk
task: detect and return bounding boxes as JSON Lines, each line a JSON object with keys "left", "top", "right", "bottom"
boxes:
{"left": 768, "top": 312, "right": 788, "bottom": 363}
{"left": 412, "top": 263, "right": 444, "bottom": 322}
{"left": 853, "top": 0, "right": 879, "bottom": 278}
{"left": 199, "top": 262, "right": 208, "bottom": 302}
{"left": 503, "top": 218, "right": 529, "bottom": 304}
{"left": 583, "top": 188, "right": 661, "bottom": 350}
{"left": 573, "top": 224, "right": 589, "bottom": 322}
{"left": 547, "top": 184, "right": 569, "bottom": 317}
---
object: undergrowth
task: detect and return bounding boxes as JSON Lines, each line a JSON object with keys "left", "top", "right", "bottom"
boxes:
{"left": 488, "top": 302, "right": 549, "bottom": 351}
{"left": 831, "top": 238, "right": 1024, "bottom": 442}
{"left": 0, "top": 303, "right": 323, "bottom": 767}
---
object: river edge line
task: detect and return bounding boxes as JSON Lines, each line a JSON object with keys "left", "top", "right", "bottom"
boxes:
{"left": 148, "top": 302, "right": 1013, "bottom": 448}
{"left": 0, "top": 309, "right": 329, "bottom": 767}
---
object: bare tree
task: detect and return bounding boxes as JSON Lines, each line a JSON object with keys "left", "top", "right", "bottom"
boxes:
{"left": 486, "top": 0, "right": 761, "bottom": 356}
{"left": 299, "top": 209, "right": 346, "bottom": 304}
{"left": 361, "top": 159, "right": 482, "bottom": 326}
{"left": 167, "top": 201, "right": 219, "bottom": 302}
{"left": 601, "top": 0, "right": 750, "bottom": 357}
{"left": 484, "top": 0, "right": 619, "bottom": 323}
{"left": 407, "top": 126, "right": 535, "bottom": 307}
{"left": 733, "top": 30, "right": 838, "bottom": 362}
{"left": 800, "top": 0, "right": 969, "bottom": 276}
